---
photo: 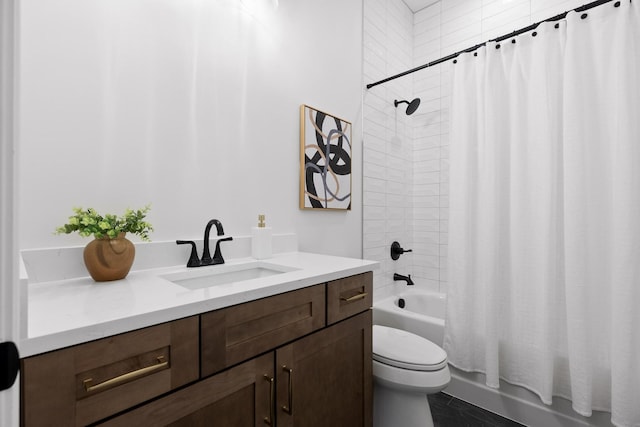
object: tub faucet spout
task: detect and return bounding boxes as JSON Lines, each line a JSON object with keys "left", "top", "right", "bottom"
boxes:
{"left": 393, "top": 273, "right": 414, "bottom": 286}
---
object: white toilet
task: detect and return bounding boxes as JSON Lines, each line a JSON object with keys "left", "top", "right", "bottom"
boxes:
{"left": 372, "top": 325, "right": 451, "bottom": 427}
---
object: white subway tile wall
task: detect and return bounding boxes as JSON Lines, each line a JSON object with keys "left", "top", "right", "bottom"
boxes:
{"left": 363, "top": 0, "right": 585, "bottom": 301}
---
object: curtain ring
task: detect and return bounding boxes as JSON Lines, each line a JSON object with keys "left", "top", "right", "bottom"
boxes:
{"left": 581, "top": 13, "right": 588, "bottom": 19}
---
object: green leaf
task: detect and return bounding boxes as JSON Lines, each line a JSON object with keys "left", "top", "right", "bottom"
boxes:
{"left": 55, "top": 205, "right": 153, "bottom": 241}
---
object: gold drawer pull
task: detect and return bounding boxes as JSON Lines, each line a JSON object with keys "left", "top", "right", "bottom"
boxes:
{"left": 263, "top": 374, "right": 275, "bottom": 425}
{"left": 281, "top": 365, "right": 293, "bottom": 415}
{"left": 340, "top": 292, "right": 368, "bottom": 302}
{"left": 83, "top": 356, "right": 168, "bottom": 394}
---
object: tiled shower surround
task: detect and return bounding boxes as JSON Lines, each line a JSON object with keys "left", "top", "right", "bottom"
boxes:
{"left": 363, "top": 0, "right": 589, "bottom": 301}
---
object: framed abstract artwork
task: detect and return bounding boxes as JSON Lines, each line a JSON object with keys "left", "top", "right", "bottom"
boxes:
{"left": 299, "top": 105, "right": 352, "bottom": 210}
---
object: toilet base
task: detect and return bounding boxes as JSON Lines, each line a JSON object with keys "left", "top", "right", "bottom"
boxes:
{"left": 373, "top": 383, "right": 434, "bottom": 427}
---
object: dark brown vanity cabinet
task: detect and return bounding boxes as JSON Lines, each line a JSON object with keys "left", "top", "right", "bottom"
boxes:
{"left": 21, "top": 272, "right": 373, "bottom": 426}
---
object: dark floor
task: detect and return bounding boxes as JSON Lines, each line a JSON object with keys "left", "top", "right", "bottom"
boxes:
{"left": 428, "top": 392, "right": 526, "bottom": 427}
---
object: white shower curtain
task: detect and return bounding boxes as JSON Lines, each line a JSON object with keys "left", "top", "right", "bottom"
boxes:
{"left": 445, "top": 3, "right": 640, "bottom": 426}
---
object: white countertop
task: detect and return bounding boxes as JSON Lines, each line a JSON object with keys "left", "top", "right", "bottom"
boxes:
{"left": 21, "top": 251, "right": 378, "bottom": 358}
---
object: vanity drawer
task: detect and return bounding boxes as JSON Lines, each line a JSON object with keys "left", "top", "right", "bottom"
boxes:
{"left": 21, "top": 316, "right": 199, "bottom": 427}
{"left": 200, "top": 284, "right": 326, "bottom": 377}
{"left": 327, "top": 272, "right": 373, "bottom": 325}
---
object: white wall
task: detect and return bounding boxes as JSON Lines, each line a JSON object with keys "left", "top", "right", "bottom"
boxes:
{"left": 364, "top": 0, "right": 589, "bottom": 300}
{"left": 363, "top": 0, "right": 415, "bottom": 300}
{"left": 18, "top": 0, "right": 363, "bottom": 258}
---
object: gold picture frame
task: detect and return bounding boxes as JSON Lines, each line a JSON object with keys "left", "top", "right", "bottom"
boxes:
{"left": 299, "top": 105, "right": 352, "bottom": 210}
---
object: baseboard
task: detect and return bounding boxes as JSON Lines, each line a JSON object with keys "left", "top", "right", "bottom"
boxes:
{"left": 444, "top": 369, "right": 614, "bottom": 427}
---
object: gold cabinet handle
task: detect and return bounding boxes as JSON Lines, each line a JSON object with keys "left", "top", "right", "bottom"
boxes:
{"left": 281, "top": 365, "right": 293, "bottom": 415}
{"left": 83, "top": 356, "right": 168, "bottom": 394}
{"left": 340, "top": 292, "right": 368, "bottom": 302}
{"left": 263, "top": 374, "right": 274, "bottom": 425}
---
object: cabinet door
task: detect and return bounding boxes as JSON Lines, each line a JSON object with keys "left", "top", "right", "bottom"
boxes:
{"left": 276, "top": 310, "right": 372, "bottom": 427}
{"left": 98, "top": 353, "right": 275, "bottom": 427}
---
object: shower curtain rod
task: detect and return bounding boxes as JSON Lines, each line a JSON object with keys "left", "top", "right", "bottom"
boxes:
{"left": 366, "top": 0, "right": 621, "bottom": 90}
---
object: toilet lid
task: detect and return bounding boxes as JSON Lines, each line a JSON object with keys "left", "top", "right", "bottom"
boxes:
{"left": 373, "top": 325, "right": 447, "bottom": 372}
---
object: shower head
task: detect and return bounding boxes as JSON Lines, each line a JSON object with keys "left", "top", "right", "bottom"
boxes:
{"left": 394, "top": 98, "right": 421, "bottom": 115}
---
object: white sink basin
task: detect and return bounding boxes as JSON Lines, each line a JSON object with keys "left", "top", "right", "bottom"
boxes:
{"left": 161, "top": 261, "right": 298, "bottom": 290}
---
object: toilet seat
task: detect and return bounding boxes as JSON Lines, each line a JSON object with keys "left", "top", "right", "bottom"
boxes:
{"left": 373, "top": 325, "right": 447, "bottom": 371}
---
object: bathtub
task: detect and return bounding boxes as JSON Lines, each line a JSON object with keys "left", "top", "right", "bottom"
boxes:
{"left": 372, "top": 288, "right": 614, "bottom": 427}
{"left": 372, "top": 289, "right": 445, "bottom": 347}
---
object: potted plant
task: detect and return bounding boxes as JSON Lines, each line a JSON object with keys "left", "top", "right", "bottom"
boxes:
{"left": 56, "top": 205, "right": 153, "bottom": 282}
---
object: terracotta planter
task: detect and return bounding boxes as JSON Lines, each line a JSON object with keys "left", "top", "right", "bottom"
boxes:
{"left": 83, "top": 233, "right": 135, "bottom": 282}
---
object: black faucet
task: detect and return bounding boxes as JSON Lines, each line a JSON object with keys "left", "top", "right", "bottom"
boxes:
{"left": 202, "top": 219, "right": 224, "bottom": 265}
{"left": 390, "top": 241, "right": 413, "bottom": 260}
{"left": 176, "top": 219, "right": 233, "bottom": 267}
{"left": 393, "top": 273, "right": 414, "bottom": 286}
